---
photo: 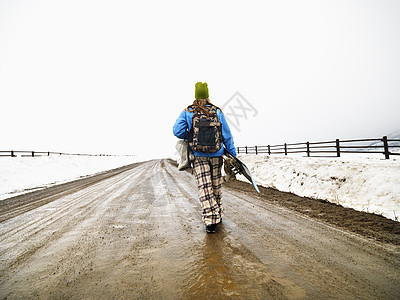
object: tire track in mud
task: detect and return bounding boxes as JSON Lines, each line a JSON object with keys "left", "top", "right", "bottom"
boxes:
{"left": 0, "top": 162, "right": 154, "bottom": 274}
{"left": 223, "top": 186, "right": 400, "bottom": 299}
{"left": 0, "top": 162, "right": 145, "bottom": 222}
{"left": 0, "top": 160, "right": 161, "bottom": 299}
{"left": 0, "top": 162, "right": 151, "bottom": 240}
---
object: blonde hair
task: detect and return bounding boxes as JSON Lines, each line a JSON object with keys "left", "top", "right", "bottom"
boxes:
{"left": 186, "top": 99, "right": 221, "bottom": 117}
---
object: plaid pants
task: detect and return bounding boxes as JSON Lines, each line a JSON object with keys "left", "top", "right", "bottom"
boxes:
{"left": 193, "top": 156, "right": 224, "bottom": 226}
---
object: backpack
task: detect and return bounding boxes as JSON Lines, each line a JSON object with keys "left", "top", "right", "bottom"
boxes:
{"left": 188, "top": 105, "right": 222, "bottom": 153}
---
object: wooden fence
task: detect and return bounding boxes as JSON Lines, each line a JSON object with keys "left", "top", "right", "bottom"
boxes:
{"left": 237, "top": 136, "right": 400, "bottom": 159}
{"left": 0, "top": 151, "right": 134, "bottom": 157}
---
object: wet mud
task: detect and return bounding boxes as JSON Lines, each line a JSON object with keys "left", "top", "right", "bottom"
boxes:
{"left": 223, "top": 179, "right": 400, "bottom": 246}
{"left": 1, "top": 159, "right": 399, "bottom": 299}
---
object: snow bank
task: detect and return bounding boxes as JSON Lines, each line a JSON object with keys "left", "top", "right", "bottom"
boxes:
{"left": 238, "top": 154, "right": 400, "bottom": 221}
{"left": 0, "top": 155, "right": 143, "bottom": 200}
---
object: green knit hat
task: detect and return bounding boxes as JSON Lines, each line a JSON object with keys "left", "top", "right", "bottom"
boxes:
{"left": 195, "top": 82, "right": 209, "bottom": 99}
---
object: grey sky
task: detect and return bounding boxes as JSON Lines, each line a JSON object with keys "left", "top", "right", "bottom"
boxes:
{"left": 1, "top": 0, "right": 399, "bottom": 157}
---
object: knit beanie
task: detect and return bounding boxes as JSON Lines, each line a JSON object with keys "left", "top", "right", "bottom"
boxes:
{"left": 195, "top": 82, "right": 209, "bottom": 99}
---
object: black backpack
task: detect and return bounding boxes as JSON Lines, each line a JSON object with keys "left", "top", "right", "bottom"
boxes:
{"left": 188, "top": 105, "right": 222, "bottom": 153}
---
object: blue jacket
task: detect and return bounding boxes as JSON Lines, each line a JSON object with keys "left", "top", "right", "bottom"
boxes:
{"left": 173, "top": 107, "right": 237, "bottom": 157}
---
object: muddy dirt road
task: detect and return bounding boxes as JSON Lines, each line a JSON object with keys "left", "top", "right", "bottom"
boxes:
{"left": 1, "top": 159, "right": 399, "bottom": 299}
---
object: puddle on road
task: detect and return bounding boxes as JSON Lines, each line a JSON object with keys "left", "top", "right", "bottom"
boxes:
{"left": 184, "top": 233, "right": 243, "bottom": 298}
{"left": 173, "top": 223, "right": 306, "bottom": 299}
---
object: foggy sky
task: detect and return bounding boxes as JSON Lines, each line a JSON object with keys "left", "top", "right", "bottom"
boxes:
{"left": 1, "top": 0, "right": 399, "bottom": 157}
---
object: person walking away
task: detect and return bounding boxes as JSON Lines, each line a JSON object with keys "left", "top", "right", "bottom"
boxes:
{"left": 173, "top": 82, "right": 236, "bottom": 233}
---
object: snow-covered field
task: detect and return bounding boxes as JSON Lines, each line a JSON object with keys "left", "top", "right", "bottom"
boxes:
{"left": 0, "top": 155, "right": 144, "bottom": 200}
{"left": 238, "top": 154, "right": 400, "bottom": 222}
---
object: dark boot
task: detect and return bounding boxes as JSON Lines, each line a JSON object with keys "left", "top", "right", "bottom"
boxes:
{"left": 206, "top": 223, "right": 217, "bottom": 234}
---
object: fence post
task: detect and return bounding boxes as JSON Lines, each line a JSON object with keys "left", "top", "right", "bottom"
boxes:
{"left": 382, "top": 136, "right": 390, "bottom": 159}
{"left": 336, "top": 139, "right": 340, "bottom": 157}
{"left": 255, "top": 146, "right": 258, "bottom": 155}
{"left": 237, "top": 147, "right": 239, "bottom": 154}
{"left": 284, "top": 143, "right": 287, "bottom": 155}
{"left": 268, "top": 145, "right": 271, "bottom": 155}
{"left": 306, "top": 142, "right": 310, "bottom": 157}
{"left": 48, "top": 152, "right": 50, "bottom": 156}
{"left": 32, "top": 151, "right": 35, "bottom": 157}
{"left": 245, "top": 146, "right": 248, "bottom": 154}
{"left": 11, "top": 150, "right": 15, "bottom": 157}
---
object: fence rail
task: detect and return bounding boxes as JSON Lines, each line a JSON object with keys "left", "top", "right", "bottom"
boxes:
{"left": 0, "top": 151, "right": 134, "bottom": 157}
{"left": 237, "top": 136, "right": 400, "bottom": 159}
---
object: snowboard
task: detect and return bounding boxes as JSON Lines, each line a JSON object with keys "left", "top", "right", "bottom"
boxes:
{"left": 223, "top": 148, "right": 260, "bottom": 194}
